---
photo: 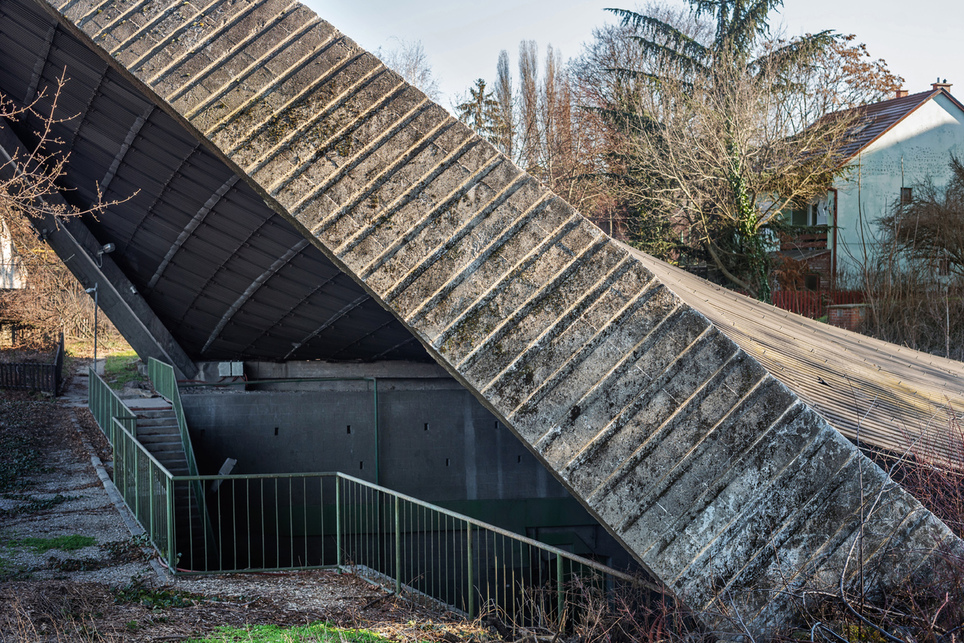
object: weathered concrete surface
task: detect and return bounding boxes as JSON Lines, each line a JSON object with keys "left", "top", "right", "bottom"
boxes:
{"left": 37, "top": 0, "right": 961, "bottom": 634}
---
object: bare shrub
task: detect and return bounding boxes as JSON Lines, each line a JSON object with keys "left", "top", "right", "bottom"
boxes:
{"left": 0, "top": 72, "right": 126, "bottom": 346}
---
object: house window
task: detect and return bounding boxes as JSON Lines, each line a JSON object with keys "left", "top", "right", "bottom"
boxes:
{"left": 900, "top": 187, "right": 913, "bottom": 204}
{"left": 938, "top": 254, "right": 950, "bottom": 277}
{"left": 789, "top": 208, "right": 809, "bottom": 227}
{"left": 788, "top": 200, "right": 829, "bottom": 227}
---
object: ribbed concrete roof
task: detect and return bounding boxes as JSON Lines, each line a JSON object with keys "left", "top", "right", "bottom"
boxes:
{"left": 1, "top": 0, "right": 960, "bottom": 634}
{"left": 630, "top": 247, "right": 964, "bottom": 464}
{"left": 0, "top": 0, "right": 430, "bottom": 363}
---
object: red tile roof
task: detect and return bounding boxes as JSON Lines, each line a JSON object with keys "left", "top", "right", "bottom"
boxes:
{"left": 833, "top": 88, "right": 964, "bottom": 162}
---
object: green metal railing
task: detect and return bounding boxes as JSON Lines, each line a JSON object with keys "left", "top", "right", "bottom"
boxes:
{"left": 146, "top": 357, "right": 216, "bottom": 562}
{"left": 147, "top": 357, "right": 201, "bottom": 479}
{"left": 88, "top": 368, "right": 650, "bottom": 628}
{"left": 170, "top": 471, "right": 647, "bottom": 626}
{"left": 88, "top": 369, "right": 174, "bottom": 562}
{"left": 88, "top": 366, "right": 137, "bottom": 443}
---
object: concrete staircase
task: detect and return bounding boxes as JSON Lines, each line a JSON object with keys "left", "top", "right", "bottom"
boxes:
{"left": 130, "top": 403, "right": 208, "bottom": 567}
{"left": 132, "top": 406, "right": 190, "bottom": 475}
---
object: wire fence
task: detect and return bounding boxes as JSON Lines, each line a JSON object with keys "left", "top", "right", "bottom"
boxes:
{"left": 88, "top": 367, "right": 652, "bottom": 628}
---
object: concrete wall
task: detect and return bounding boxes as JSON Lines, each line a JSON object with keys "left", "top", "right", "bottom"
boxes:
{"left": 180, "top": 370, "right": 633, "bottom": 566}
{"left": 181, "top": 379, "right": 569, "bottom": 503}
{"left": 835, "top": 93, "right": 964, "bottom": 277}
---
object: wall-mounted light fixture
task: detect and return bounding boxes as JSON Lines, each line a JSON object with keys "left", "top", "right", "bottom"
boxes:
{"left": 96, "top": 242, "right": 114, "bottom": 268}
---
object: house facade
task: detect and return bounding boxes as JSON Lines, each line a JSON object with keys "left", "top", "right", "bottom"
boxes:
{"left": 784, "top": 82, "right": 964, "bottom": 288}
{"left": 0, "top": 219, "right": 24, "bottom": 289}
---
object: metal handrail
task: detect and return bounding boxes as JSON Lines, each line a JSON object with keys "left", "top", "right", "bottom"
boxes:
{"left": 87, "top": 366, "right": 138, "bottom": 444}
{"left": 90, "top": 368, "right": 652, "bottom": 627}
{"left": 175, "top": 471, "right": 640, "bottom": 585}
{"left": 147, "top": 357, "right": 201, "bottom": 478}
{"left": 147, "top": 357, "right": 216, "bottom": 560}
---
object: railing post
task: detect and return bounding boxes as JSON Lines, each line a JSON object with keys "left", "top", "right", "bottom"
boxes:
{"left": 147, "top": 455, "right": 154, "bottom": 538}
{"left": 394, "top": 495, "right": 401, "bottom": 594}
{"left": 335, "top": 475, "right": 342, "bottom": 569}
{"left": 556, "top": 555, "right": 564, "bottom": 630}
{"left": 167, "top": 474, "right": 176, "bottom": 571}
{"left": 466, "top": 521, "right": 474, "bottom": 619}
{"left": 134, "top": 445, "right": 140, "bottom": 521}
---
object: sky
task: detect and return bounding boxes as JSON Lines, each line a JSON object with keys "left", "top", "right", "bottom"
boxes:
{"left": 305, "top": 0, "right": 962, "bottom": 109}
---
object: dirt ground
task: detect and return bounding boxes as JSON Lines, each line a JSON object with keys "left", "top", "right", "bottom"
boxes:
{"left": 0, "top": 369, "right": 496, "bottom": 643}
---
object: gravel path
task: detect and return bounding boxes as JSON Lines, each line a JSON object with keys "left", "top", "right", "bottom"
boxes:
{"left": 0, "top": 366, "right": 490, "bottom": 642}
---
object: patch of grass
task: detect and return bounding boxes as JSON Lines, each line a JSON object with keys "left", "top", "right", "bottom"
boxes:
{"left": 12, "top": 534, "right": 96, "bottom": 553}
{"left": 113, "top": 574, "right": 204, "bottom": 609}
{"left": 104, "top": 349, "right": 144, "bottom": 390}
{"left": 49, "top": 555, "right": 105, "bottom": 572}
{"left": 0, "top": 556, "right": 33, "bottom": 580}
{"left": 101, "top": 535, "right": 150, "bottom": 563}
{"left": 185, "top": 622, "right": 393, "bottom": 643}
{"left": 1, "top": 492, "right": 75, "bottom": 516}
{"left": 0, "top": 433, "right": 42, "bottom": 491}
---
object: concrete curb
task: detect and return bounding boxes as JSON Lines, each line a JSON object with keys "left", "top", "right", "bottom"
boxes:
{"left": 71, "top": 414, "right": 172, "bottom": 583}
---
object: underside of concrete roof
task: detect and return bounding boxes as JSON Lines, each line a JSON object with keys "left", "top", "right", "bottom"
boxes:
{"left": 0, "top": 0, "right": 960, "bottom": 635}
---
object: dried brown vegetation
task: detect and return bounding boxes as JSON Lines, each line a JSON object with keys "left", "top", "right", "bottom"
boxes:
{"left": 0, "top": 73, "right": 125, "bottom": 346}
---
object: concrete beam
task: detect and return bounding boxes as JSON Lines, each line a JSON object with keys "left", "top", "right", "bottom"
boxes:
{"left": 37, "top": 0, "right": 961, "bottom": 635}
{"left": 0, "top": 121, "right": 198, "bottom": 379}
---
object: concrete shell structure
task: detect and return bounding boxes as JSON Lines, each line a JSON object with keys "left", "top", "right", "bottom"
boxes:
{"left": 0, "top": 0, "right": 960, "bottom": 634}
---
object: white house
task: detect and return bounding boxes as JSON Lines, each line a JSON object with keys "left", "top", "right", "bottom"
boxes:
{"left": 0, "top": 218, "right": 25, "bottom": 289}
{"left": 786, "top": 82, "right": 964, "bottom": 287}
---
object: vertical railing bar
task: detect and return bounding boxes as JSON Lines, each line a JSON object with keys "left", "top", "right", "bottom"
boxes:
{"left": 275, "top": 479, "right": 280, "bottom": 569}
{"left": 445, "top": 513, "right": 450, "bottom": 606}
{"left": 466, "top": 520, "right": 474, "bottom": 619}
{"left": 246, "top": 478, "right": 252, "bottom": 570}
{"left": 217, "top": 483, "right": 224, "bottom": 572}
{"left": 303, "top": 476, "right": 308, "bottom": 568}
{"left": 261, "top": 479, "right": 266, "bottom": 568}
{"left": 510, "top": 536, "right": 517, "bottom": 626}
{"left": 166, "top": 472, "right": 175, "bottom": 571}
{"left": 230, "top": 480, "right": 236, "bottom": 571}
{"left": 335, "top": 476, "right": 342, "bottom": 569}
{"left": 286, "top": 477, "right": 292, "bottom": 568}
{"left": 556, "top": 553, "right": 564, "bottom": 630}
{"left": 316, "top": 476, "right": 325, "bottom": 567}
{"left": 433, "top": 510, "right": 439, "bottom": 602}
{"left": 147, "top": 451, "right": 153, "bottom": 534}
{"left": 134, "top": 445, "right": 140, "bottom": 522}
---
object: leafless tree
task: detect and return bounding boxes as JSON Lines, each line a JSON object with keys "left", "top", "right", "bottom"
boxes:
{"left": 494, "top": 50, "right": 514, "bottom": 159}
{"left": 879, "top": 156, "right": 964, "bottom": 279}
{"left": 377, "top": 38, "right": 441, "bottom": 101}
{"left": 518, "top": 40, "right": 540, "bottom": 173}
{"left": 0, "top": 72, "right": 126, "bottom": 344}
{"left": 773, "top": 33, "right": 905, "bottom": 132}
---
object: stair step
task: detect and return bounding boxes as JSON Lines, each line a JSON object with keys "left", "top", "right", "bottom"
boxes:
{"left": 136, "top": 417, "right": 178, "bottom": 427}
{"left": 137, "top": 428, "right": 180, "bottom": 437}
{"left": 138, "top": 430, "right": 180, "bottom": 439}
{"left": 137, "top": 426, "right": 179, "bottom": 435}
{"left": 148, "top": 443, "right": 187, "bottom": 463}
